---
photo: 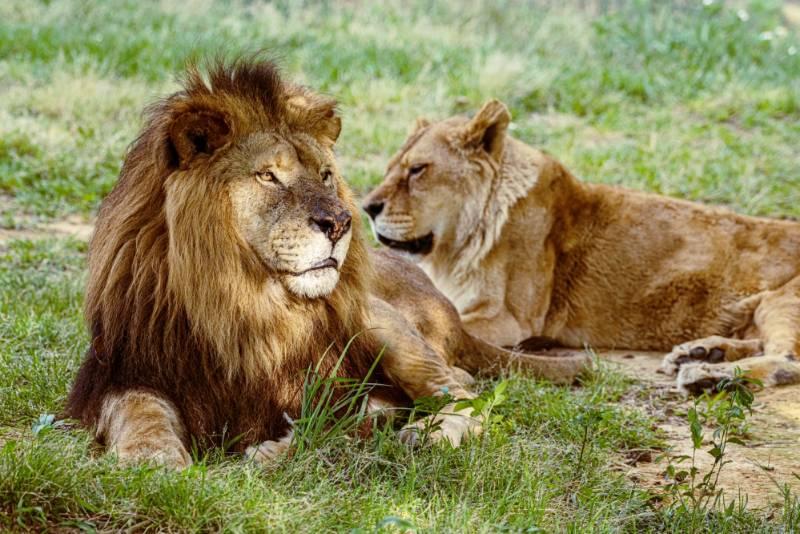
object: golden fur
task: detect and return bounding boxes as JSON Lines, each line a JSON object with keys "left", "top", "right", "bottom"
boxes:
{"left": 364, "top": 99, "right": 800, "bottom": 393}
{"left": 67, "top": 63, "right": 587, "bottom": 467}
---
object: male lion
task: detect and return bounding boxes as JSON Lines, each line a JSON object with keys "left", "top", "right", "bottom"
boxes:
{"left": 363, "top": 99, "right": 800, "bottom": 393}
{"left": 66, "top": 62, "right": 586, "bottom": 467}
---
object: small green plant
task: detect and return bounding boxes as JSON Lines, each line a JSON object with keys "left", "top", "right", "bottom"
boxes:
{"left": 409, "top": 387, "right": 456, "bottom": 420}
{"left": 31, "top": 413, "right": 67, "bottom": 438}
{"left": 455, "top": 379, "right": 509, "bottom": 426}
{"left": 662, "top": 368, "right": 762, "bottom": 527}
{"left": 572, "top": 405, "right": 604, "bottom": 482}
{"left": 290, "top": 335, "right": 385, "bottom": 454}
{"left": 404, "top": 380, "right": 510, "bottom": 445}
{"left": 375, "top": 515, "right": 418, "bottom": 533}
{"left": 785, "top": 475, "right": 800, "bottom": 530}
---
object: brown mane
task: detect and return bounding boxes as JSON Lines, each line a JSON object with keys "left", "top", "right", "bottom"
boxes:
{"left": 66, "top": 58, "right": 387, "bottom": 451}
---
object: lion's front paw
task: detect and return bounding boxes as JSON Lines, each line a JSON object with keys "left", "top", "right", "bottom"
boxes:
{"left": 398, "top": 408, "right": 482, "bottom": 448}
{"left": 676, "top": 363, "right": 734, "bottom": 395}
{"left": 245, "top": 431, "right": 293, "bottom": 465}
{"left": 450, "top": 366, "right": 476, "bottom": 387}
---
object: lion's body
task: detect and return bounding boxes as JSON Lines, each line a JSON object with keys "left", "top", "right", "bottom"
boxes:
{"left": 66, "top": 64, "right": 586, "bottom": 467}
{"left": 364, "top": 100, "right": 800, "bottom": 392}
{"left": 66, "top": 60, "right": 395, "bottom": 460}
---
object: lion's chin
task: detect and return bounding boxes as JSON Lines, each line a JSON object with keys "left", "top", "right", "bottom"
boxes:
{"left": 283, "top": 267, "right": 340, "bottom": 299}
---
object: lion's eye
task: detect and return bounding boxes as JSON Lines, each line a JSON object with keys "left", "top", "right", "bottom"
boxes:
{"left": 408, "top": 163, "right": 427, "bottom": 177}
{"left": 255, "top": 170, "right": 277, "bottom": 184}
{"left": 321, "top": 169, "right": 334, "bottom": 183}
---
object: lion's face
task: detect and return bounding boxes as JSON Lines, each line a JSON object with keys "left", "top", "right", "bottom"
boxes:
{"left": 223, "top": 132, "right": 352, "bottom": 299}
{"left": 163, "top": 94, "right": 352, "bottom": 300}
{"left": 362, "top": 100, "right": 510, "bottom": 261}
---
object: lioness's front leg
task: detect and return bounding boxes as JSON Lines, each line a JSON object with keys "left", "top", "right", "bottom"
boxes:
{"left": 369, "top": 296, "right": 481, "bottom": 447}
{"left": 97, "top": 390, "right": 191, "bottom": 468}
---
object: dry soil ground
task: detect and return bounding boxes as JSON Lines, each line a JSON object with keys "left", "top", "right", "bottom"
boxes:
{"left": 602, "top": 350, "right": 800, "bottom": 510}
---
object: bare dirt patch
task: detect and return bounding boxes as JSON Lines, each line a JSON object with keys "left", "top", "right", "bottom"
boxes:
{"left": 0, "top": 196, "right": 94, "bottom": 246}
{"left": 41, "top": 216, "right": 94, "bottom": 241}
{"left": 0, "top": 219, "right": 94, "bottom": 248}
{"left": 0, "top": 216, "right": 94, "bottom": 245}
{"left": 601, "top": 350, "right": 800, "bottom": 510}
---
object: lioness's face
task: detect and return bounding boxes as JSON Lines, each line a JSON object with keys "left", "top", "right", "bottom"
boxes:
{"left": 362, "top": 101, "right": 510, "bottom": 260}
{"left": 226, "top": 132, "right": 352, "bottom": 298}
{"left": 362, "top": 118, "right": 473, "bottom": 258}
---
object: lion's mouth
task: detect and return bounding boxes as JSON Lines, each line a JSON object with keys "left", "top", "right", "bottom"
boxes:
{"left": 377, "top": 233, "right": 434, "bottom": 255}
{"left": 294, "top": 258, "right": 338, "bottom": 275}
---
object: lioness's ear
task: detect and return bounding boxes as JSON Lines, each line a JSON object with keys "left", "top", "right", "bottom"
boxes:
{"left": 461, "top": 99, "right": 511, "bottom": 161}
{"left": 406, "top": 117, "right": 431, "bottom": 136}
{"left": 168, "top": 108, "right": 231, "bottom": 169}
{"left": 415, "top": 116, "right": 431, "bottom": 131}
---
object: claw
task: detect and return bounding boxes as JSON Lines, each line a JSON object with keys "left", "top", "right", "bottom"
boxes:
{"left": 708, "top": 347, "right": 725, "bottom": 363}
{"left": 689, "top": 346, "right": 707, "bottom": 359}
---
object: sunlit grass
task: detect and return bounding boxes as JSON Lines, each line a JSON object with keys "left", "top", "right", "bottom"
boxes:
{"left": 0, "top": 0, "right": 798, "bottom": 530}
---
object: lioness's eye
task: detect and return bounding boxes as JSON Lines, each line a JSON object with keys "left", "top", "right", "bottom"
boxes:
{"left": 321, "top": 169, "right": 333, "bottom": 183}
{"left": 408, "top": 163, "right": 427, "bottom": 177}
{"left": 255, "top": 170, "right": 277, "bottom": 184}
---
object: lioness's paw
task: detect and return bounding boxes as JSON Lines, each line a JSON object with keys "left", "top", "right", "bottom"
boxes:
{"left": 661, "top": 337, "right": 764, "bottom": 376}
{"left": 661, "top": 339, "right": 727, "bottom": 376}
{"left": 398, "top": 410, "right": 482, "bottom": 448}
{"left": 245, "top": 432, "right": 293, "bottom": 465}
{"left": 676, "top": 363, "right": 733, "bottom": 396}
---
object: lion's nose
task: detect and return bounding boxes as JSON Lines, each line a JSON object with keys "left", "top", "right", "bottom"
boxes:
{"left": 363, "top": 201, "right": 384, "bottom": 219}
{"left": 311, "top": 208, "right": 352, "bottom": 244}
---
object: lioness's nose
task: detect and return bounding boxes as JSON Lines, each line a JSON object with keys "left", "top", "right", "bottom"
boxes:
{"left": 363, "top": 201, "right": 384, "bottom": 219}
{"left": 311, "top": 207, "right": 352, "bottom": 244}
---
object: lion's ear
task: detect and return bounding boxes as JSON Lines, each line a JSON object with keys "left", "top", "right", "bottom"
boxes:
{"left": 286, "top": 93, "right": 341, "bottom": 145}
{"left": 460, "top": 99, "right": 511, "bottom": 161}
{"left": 168, "top": 108, "right": 231, "bottom": 169}
{"left": 318, "top": 108, "right": 342, "bottom": 144}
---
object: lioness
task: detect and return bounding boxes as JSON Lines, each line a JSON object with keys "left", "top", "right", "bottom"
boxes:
{"left": 66, "top": 62, "right": 587, "bottom": 467}
{"left": 363, "top": 99, "right": 800, "bottom": 393}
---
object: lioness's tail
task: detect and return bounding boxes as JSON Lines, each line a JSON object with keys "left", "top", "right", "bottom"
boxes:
{"left": 456, "top": 333, "right": 591, "bottom": 385}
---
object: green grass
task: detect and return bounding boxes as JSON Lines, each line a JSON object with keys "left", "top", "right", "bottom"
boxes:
{"left": 1, "top": 0, "right": 799, "bottom": 531}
